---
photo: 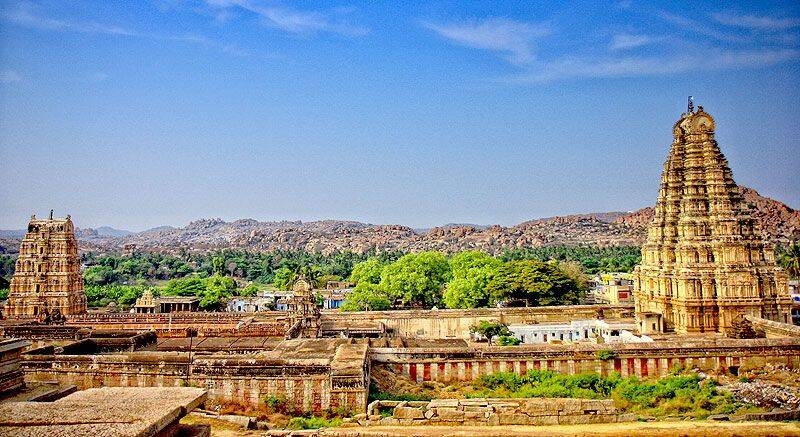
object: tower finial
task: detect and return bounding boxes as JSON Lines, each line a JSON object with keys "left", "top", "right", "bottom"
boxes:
{"left": 49, "top": 209, "right": 54, "bottom": 220}
{"left": 687, "top": 96, "right": 694, "bottom": 114}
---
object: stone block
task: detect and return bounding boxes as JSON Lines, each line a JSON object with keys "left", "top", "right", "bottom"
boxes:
{"left": 559, "top": 414, "right": 616, "bottom": 425}
{"left": 379, "top": 417, "right": 398, "bottom": 426}
{"left": 487, "top": 413, "right": 500, "bottom": 426}
{"left": 429, "top": 399, "right": 460, "bottom": 408}
{"left": 437, "top": 408, "right": 465, "bottom": 422}
{"left": 424, "top": 409, "right": 435, "bottom": 419}
{"left": 616, "top": 413, "right": 637, "bottom": 422}
{"left": 464, "top": 411, "right": 485, "bottom": 420}
{"left": 459, "top": 399, "right": 489, "bottom": 407}
{"left": 463, "top": 406, "right": 493, "bottom": 414}
{"left": 499, "top": 412, "right": 527, "bottom": 425}
{"left": 530, "top": 415, "right": 559, "bottom": 426}
{"left": 394, "top": 406, "right": 424, "bottom": 420}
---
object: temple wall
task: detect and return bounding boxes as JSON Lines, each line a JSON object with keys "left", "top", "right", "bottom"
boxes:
{"left": 746, "top": 316, "right": 800, "bottom": 339}
{"left": 371, "top": 338, "right": 800, "bottom": 383}
{"left": 64, "top": 313, "right": 288, "bottom": 338}
{"left": 20, "top": 351, "right": 367, "bottom": 414}
{"left": 321, "top": 305, "right": 634, "bottom": 339}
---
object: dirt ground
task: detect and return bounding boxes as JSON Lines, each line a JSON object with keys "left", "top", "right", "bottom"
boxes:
{"left": 322, "top": 422, "right": 800, "bottom": 437}
{"left": 182, "top": 414, "right": 800, "bottom": 437}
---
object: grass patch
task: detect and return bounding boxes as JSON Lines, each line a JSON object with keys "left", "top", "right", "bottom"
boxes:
{"left": 467, "top": 369, "right": 758, "bottom": 419}
{"left": 287, "top": 416, "right": 343, "bottom": 430}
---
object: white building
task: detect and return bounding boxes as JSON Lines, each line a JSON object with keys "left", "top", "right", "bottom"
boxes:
{"left": 507, "top": 319, "right": 651, "bottom": 345}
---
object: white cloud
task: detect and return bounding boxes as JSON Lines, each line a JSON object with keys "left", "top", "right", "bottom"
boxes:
{"left": 202, "top": 0, "right": 368, "bottom": 36}
{"left": 659, "top": 12, "right": 745, "bottom": 43}
{"left": 609, "top": 34, "right": 655, "bottom": 50}
{"left": 0, "top": 70, "right": 22, "bottom": 84}
{"left": 2, "top": 2, "right": 249, "bottom": 56}
{"left": 506, "top": 48, "right": 800, "bottom": 83}
{"left": 422, "top": 18, "right": 551, "bottom": 65}
{"left": 712, "top": 12, "right": 800, "bottom": 31}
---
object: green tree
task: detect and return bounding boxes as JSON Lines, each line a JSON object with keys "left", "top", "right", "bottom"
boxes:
{"left": 349, "top": 258, "right": 384, "bottom": 285}
{"left": 470, "top": 321, "right": 511, "bottom": 346}
{"left": 212, "top": 257, "right": 225, "bottom": 276}
{"left": 485, "top": 260, "right": 582, "bottom": 306}
{"left": 240, "top": 283, "right": 260, "bottom": 297}
{"left": 83, "top": 265, "right": 117, "bottom": 286}
{"left": 341, "top": 283, "right": 392, "bottom": 311}
{"left": 443, "top": 251, "right": 500, "bottom": 308}
{"left": 379, "top": 252, "right": 451, "bottom": 307}
{"left": 778, "top": 242, "right": 800, "bottom": 279}
{"left": 272, "top": 267, "right": 294, "bottom": 290}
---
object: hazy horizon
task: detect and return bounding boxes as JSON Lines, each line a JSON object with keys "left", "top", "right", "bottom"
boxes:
{"left": 2, "top": 1, "right": 799, "bottom": 231}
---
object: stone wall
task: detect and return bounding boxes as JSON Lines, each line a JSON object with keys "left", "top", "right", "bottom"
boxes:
{"left": 371, "top": 338, "right": 800, "bottom": 383}
{"left": 20, "top": 341, "right": 369, "bottom": 414}
{"left": 66, "top": 313, "right": 287, "bottom": 338}
{"left": 321, "top": 305, "right": 634, "bottom": 339}
{"left": 746, "top": 316, "right": 800, "bottom": 338}
{"left": 361, "top": 398, "right": 634, "bottom": 427}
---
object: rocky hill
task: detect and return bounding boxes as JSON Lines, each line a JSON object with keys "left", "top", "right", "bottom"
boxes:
{"left": 1, "top": 186, "right": 797, "bottom": 255}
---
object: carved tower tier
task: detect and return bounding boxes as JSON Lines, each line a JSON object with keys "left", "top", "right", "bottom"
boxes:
{"left": 6, "top": 214, "right": 87, "bottom": 317}
{"left": 633, "top": 106, "right": 790, "bottom": 335}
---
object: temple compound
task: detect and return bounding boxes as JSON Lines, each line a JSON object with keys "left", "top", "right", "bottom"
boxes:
{"left": 634, "top": 105, "right": 790, "bottom": 335}
{"left": 5, "top": 212, "right": 87, "bottom": 318}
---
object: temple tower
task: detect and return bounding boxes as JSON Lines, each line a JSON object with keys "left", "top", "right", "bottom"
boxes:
{"left": 633, "top": 105, "right": 790, "bottom": 335}
{"left": 6, "top": 213, "right": 87, "bottom": 317}
{"left": 287, "top": 275, "right": 321, "bottom": 338}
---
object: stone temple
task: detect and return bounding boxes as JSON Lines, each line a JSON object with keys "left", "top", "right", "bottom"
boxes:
{"left": 634, "top": 105, "right": 790, "bottom": 335}
{"left": 5, "top": 212, "right": 87, "bottom": 317}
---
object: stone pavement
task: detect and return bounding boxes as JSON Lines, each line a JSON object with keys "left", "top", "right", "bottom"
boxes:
{"left": 0, "top": 386, "right": 207, "bottom": 436}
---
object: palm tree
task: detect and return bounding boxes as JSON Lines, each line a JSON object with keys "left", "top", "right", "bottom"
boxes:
{"left": 779, "top": 242, "right": 800, "bottom": 279}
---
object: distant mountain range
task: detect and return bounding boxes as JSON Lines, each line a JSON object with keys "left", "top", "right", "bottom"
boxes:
{"left": 0, "top": 186, "right": 797, "bottom": 255}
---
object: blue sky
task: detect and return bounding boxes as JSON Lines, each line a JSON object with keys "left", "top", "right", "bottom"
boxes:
{"left": 0, "top": 0, "right": 798, "bottom": 231}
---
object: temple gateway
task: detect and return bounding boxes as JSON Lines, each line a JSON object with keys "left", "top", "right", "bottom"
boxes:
{"left": 633, "top": 105, "right": 790, "bottom": 335}
{"left": 5, "top": 212, "right": 87, "bottom": 318}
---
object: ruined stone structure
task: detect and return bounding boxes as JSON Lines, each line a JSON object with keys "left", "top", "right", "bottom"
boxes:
{"left": 287, "top": 276, "right": 321, "bottom": 338}
{"left": 634, "top": 106, "right": 790, "bottom": 335}
{"left": 6, "top": 213, "right": 87, "bottom": 317}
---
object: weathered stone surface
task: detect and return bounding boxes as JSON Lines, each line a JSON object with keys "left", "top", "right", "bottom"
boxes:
{"left": 633, "top": 106, "right": 791, "bottom": 335}
{"left": 0, "top": 387, "right": 206, "bottom": 436}
{"left": 393, "top": 406, "right": 424, "bottom": 420}
{"left": 437, "top": 408, "right": 465, "bottom": 422}
{"left": 6, "top": 214, "right": 87, "bottom": 317}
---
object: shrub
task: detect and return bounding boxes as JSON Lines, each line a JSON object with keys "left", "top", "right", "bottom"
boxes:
{"left": 287, "top": 416, "right": 343, "bottom": 430}
{"left": 498, "top": 335, "right": 521, "bottom": 346}
{"left": 597, "top": 349, "right": 617, "bottom": 360}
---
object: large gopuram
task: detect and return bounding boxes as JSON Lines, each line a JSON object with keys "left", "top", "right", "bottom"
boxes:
{"left": 6, "top": 212, "right": 87, "bottom": 317}
{"left": 633, "top": 104, "right": 790, "bottom": 335}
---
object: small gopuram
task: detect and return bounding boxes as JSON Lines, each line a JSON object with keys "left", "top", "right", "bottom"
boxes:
{"left": 634, "top": 103, "right": 790, "bottom": 335}
{"left": 6, "top": 212, "right": 87, "bottom": 317}
{"left": 287, "top": 275, "right": 321, "bottom": 338}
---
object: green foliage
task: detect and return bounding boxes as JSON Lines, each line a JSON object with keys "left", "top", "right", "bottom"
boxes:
{"left": 212, "top": 257, "right": 225, "bottom": 276}
{"left": 341, "top": 283, "right": 391, "bottom": 311}
{"left": 597, "top": 349, "right": 618, "bottom": 360}
{"left": 349, "top": 258, "right": 385, "bottom": 285}
{"left": 501, "top": 245, "right": 641, "bottom": 274}
{"left": 287, "top": 416, "right": 343, "bottom": 430}
{"left": 262, "top": 395, "right": 287, "bottom": 414}
{"left": 777, "top": 241, "right": 800, "bottom": 279}
{"left": 470, "top": 321, "right": 511, "bottom": 345}
{"left": 83, "top": 265, "right": 118, "bottom": 286}
{"left": 0, "top": 288, "right": 9, "bottom": 300}
{"left": 84, "top": 284, "right": 147, "bottom": 307}
{"left": 471, "top": 370, "right": 749, "bottom": 419}
{"left": 443, "top": 251, "right": 500, "bottom": 309}
{"left": 272, "top": 267, "right": 294, "bottom": 290}
{"left": 0, "top": 254, "right": 17, "bottom": 278}
{"left": 160, "top": 275, "right": 237, "bottom": 310}
{"left": 379, "top": 251, "right": 451, "bottom": 307}
{"left": 485, "top": 260, "right": 583, "bottom": 306}
{"left": 498, "top": 335, "right": 521, "bottom": 346}
{"left": 239, "top": 283, "right": 260, "bottom": 297}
